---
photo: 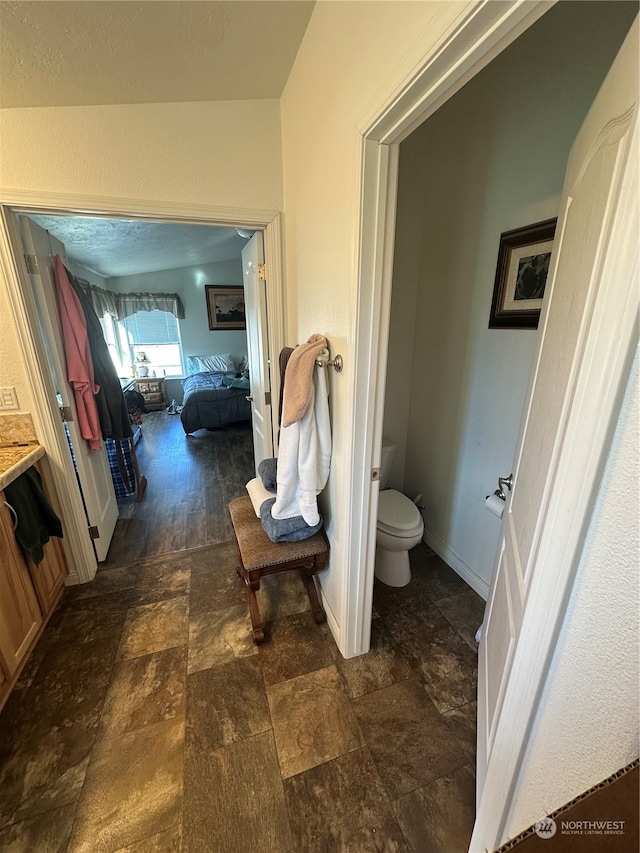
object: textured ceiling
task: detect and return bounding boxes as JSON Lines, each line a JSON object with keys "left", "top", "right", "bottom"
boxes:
{"left": 27, "top": 214, "right": 251, "bottom": 278}
{"left": 0, "top": 1, "right": 315, "bottom": 108}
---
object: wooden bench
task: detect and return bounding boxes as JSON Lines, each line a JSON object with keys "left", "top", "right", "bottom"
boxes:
{"left": 229, "top": 495, "right": 328, "bottom": 644}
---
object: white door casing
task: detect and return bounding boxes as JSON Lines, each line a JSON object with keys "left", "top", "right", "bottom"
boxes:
{"left": 0, "top": 198, "right": 285, "bottom": 584}
{"left": 242, "top": 231, "right": 274, "bottom": 472}
{"left": 19, "top": 216, "right": 118, "bottom": 563}
{"left": 346, "top": 0, "right": 556, "bottom": 661}
{"left": 473, "top": 19, "right": 638, "bottom": 850}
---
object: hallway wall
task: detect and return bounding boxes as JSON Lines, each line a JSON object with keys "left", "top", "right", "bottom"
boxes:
{"left": 505, "top": 351, "right": 639, "bottom": 844}
{"left": 0, "top": 98, "right": 282, "bottom": 423}
{"left": 110, "top": 257, "right": 247, "bottom": 356}
{"left": 110, "top": 259, "right": 246, "bottom": 404}
{"left": 280, "top": 0, "right": 465, "bottom": 638}
{"left": 385, "top": 1, "right": 637, "bottom": 594}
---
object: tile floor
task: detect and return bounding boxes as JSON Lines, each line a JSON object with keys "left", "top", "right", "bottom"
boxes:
{"left": 0, "top": 541, "right": 485, "bottom": 852}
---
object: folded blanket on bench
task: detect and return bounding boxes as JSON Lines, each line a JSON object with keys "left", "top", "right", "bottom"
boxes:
{"left": 260, "top": 497, "right": 322, "bottom": 543}
{"left": 257, "top": 457, "right": 277, "bottom": 492}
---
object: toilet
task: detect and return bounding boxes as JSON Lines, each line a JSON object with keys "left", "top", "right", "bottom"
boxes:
{"left": 374, "top": 438, "right": 424, "bottom": 587}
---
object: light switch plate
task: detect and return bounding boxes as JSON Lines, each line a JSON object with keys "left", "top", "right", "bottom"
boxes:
{"left": 0, "top": 387, "right": 19, "bottom": 410}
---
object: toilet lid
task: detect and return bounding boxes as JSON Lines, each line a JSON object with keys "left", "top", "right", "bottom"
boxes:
{"left": 378, "top": 489, "right": 422, "bottom": 531}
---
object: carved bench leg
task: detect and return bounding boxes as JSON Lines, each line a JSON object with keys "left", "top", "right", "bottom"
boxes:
{"left": 236, "top": 563, "right": 265, "bottom": 644}
{"left": 245, "top": 583, "right": 265, "bottom": 644}
{"left": 299, "top": 568, "right": 326, "bottom": 624}
{"left": 247, "top": 572, "right": 265, "bottom": 644}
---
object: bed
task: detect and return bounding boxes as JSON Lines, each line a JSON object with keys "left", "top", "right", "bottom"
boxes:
{"left": 180, "top": 354, "right": 252, "bottom": 435}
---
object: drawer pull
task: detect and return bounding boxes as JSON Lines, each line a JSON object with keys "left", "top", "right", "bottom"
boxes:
{"left": 4, "top": 501, "right": 18, "bottom": 532}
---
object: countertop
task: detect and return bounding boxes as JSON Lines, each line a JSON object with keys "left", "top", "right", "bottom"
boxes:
{"left": 0, "top": 445, "right": 45, "bottom": 492}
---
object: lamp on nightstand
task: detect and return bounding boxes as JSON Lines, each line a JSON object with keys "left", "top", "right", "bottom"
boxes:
{"left": 134, "top": 352, "right": 151, "bottom": 377}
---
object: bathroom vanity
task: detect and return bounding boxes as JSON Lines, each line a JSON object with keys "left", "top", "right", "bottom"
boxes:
{"left": 0, "top": 446, "right": 68, "bottom": 711}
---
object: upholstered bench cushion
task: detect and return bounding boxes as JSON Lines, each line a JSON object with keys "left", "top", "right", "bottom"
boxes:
{"left": 228, "top": 495, "right": 327, "bottom": 571}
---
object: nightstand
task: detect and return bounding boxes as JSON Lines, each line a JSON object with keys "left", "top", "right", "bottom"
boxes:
{"left": 135, "top": 377, "right": 168, "bottom": 411}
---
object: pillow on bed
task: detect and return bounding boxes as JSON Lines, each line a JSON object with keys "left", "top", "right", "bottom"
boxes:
{"left": 187, "top": 354, "right": 235, "bottom": 374}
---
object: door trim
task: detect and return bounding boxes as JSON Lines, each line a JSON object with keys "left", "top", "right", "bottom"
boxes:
{"left": 349, "top": 0, "right": 636, "bottom": 849}
{"left": 347, "top": 0, "right": 553, "bottom": 652}
{"left": 0, "top": 191, "right": 285, "bottom": 580}
{"left": 349, "top": 0, "right": 557, "bottom": 844}
{"left": 0, "top": 209, "right": 97, "bottom": 583}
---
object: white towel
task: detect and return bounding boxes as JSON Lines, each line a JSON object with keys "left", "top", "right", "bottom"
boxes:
{"left": 246, "top": 477, "right": 274, "bottom": 517}
{"left": 271, "top": 362, "right": 331, "bottom": 526}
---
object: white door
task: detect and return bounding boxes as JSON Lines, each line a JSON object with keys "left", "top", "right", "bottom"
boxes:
{"left": 473, "top": 21, "right": 638, "bottom": 849}
{"left": 19, "top": 216, "right": 119, "bottom": 563}
{"left": 242, "top": 231, "right": 274, "bottom": 472}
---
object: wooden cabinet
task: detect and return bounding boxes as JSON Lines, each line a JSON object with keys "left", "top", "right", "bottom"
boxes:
{"left": 0, "top": 464, "right": 69, "bottom": 710}
{"left": 135, "top": 377, "right": 167, "bottom": 411}
{"left": 0, "top": 495, "right": 42, "bottom": 682}
{"left": 27, "top": 534, "right": 67, "bottom": 616}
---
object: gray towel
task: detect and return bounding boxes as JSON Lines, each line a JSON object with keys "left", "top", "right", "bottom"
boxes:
{"left": 260, "top": 498, "right": 322, "bottom": 543}
{"left": 258, "top": 458, "right": 277, "bottom": 492}
{"left": 4, "top": 467, "right": 63, "bottom": 564}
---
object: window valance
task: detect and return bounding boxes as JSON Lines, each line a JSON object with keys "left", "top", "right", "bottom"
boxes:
{"left": 77, "top": 280, "right": 185, "bottom": 321}
{"left": 116, "top": 291, "right": 185, "bottom": 320}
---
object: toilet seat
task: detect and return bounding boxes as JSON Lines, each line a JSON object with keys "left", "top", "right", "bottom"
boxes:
{"left": 377, "top": 489, "right": 423, "bottom": 537}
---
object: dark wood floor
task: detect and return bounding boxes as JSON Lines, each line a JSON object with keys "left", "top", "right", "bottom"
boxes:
{"left": 104, "top": 412, "right": 254, "bottom": 567}
{"left": 0, "top": 542, "right": 482, "bottom": 852}
{"left": 0, "top": 411, "right": 487, "bottom": 850}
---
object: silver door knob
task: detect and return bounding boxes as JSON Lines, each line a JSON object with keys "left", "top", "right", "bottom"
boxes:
{"left": 246, "top": 395, "right": 254, "bottom": 402}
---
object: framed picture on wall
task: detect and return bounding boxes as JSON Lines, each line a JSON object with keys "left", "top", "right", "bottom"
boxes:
{"left": 205, "top": 286, "right": 246, "bottom": 330}
{"left": 488, "top": 218, "right": 557, "bottom": 329}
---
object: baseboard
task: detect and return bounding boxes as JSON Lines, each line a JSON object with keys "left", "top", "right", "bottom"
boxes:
{"left": 318, "top": 582, "right": 341, "bottom": 649}
{"left": 423, "top": 528, "right": 490, "bottom": 600}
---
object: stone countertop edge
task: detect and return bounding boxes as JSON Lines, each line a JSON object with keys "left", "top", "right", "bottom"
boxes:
{"left": 0, "top": 445, "right": 46, "bottom": 492}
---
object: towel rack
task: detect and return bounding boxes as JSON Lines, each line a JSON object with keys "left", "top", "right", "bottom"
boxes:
{"left": 315, "top": 351, "right": 344, "bottom": 373}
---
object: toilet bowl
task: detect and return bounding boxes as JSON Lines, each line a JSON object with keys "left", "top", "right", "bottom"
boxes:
{"left": 375, "top": 489, "right": 424, "bottom": 586}
{"left": 374, "top": 437, "right": 424, "bottom": 587}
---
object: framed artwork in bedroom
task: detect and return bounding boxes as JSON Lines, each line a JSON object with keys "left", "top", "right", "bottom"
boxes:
{"left": 489, "top": 218, "right": 557, "bottom": 330}
{"left": 205, "top": 286, "right": 246, "bottom": 330}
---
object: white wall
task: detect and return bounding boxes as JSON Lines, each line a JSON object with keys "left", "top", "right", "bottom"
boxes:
{"left": 109, "top": 257, "right": 247, "bottom": 362}
{"left": 505, "top": 350, "right": 639, "bottom": 840}
{"left": 281, "top": 0, "right": 466, "bottom": 639}
{"left": 0, "top": 98, "right": 282, "bottom": 429}
{"left": 0, "top": 0, "right": 465, "bottom": 650}
{"left": 0, "top": 285, "right": 34, "bottom": 415}
{"left": 109, "top": 258, "right": 247, "bottom": 403}
{"left": 388, "top": 1, "right": 636, "bottom": 594}
{"left": 382, "top": 139, "right": 428, "bottom": 489}
{"left": 68, "top": 261, "right": 108, "bottom": 289}
{"left": 0, "top": 99, "right": 283, "bottom": 208}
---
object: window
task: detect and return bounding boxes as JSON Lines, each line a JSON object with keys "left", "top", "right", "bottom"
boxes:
{"left": 122, "top": 310, "right": 184, "bottom": 377}
{"left": 99, "top": 313, "right": 127, "bottom": 377}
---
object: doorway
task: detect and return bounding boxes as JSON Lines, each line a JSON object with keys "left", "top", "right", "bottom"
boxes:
{"left": 0, "top": 201, "right": 285, "bottom": 581}
{"left": 351, "top": 1, "right": 637, "bottom": 850}
{"left": 383, "top": 0, "right": 636, "bottom": 598}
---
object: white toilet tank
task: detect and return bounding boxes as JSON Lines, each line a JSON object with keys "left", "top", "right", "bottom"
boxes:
{"left": 379, "top": 437, "right": 396, "bottom": 489}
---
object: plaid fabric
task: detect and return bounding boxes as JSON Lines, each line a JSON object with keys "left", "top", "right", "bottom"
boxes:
{"left": 64, "top": 421, "right": 140, "bottom": 500}
{"left": 105, "top": 438, "right": 136, "bottom": 499}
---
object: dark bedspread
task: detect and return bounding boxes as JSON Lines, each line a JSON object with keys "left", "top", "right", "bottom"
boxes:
{"left": 180, "top": 371, "right": 252, "bottom": 434}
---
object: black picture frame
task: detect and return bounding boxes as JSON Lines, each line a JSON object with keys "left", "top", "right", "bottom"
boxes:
{"left": 205, "top": 286, "right": 246, "bottom": 330}
{"left": 489, "top": 218, "right": 557, "bottom": 329}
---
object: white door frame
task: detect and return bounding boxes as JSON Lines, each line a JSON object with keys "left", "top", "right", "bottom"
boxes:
{"left": 346, "top": 0, "right": 554, "bottom": 654}
{"left": 0, "top": 191, "right": 285, "bottom": 582}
